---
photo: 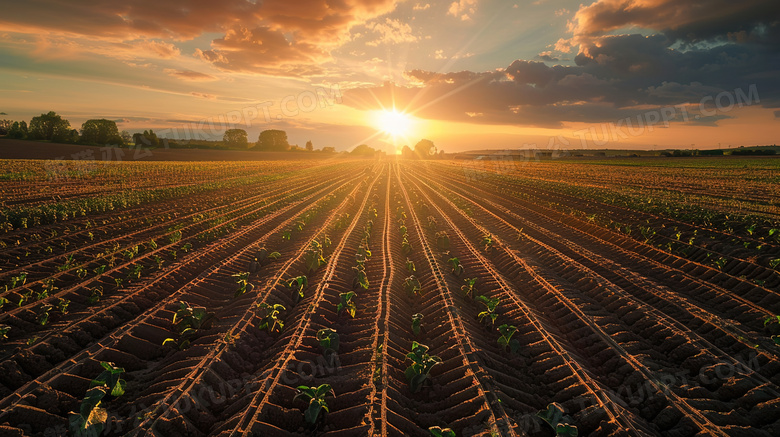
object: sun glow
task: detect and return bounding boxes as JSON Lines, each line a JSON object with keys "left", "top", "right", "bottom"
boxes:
{"left": 373, "top": 109, "right": 413, "bottom": 138}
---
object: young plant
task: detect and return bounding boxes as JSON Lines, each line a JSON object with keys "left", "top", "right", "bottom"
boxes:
{"left": 257, "top": 303, "right": 285, "bottom": 334}
{"left": 57, "top": 298, "right": 70, "bottom": 315}
{"left": 352, "top": 263, "right": 369, "bottom": 290}
{"left": 87, "top": 286, "right": 103, "bottom": 305}
{"left": 403, "top": 275, "right": 423, "bottom": 297}
{"left": 0, "top": 324, "right": 10, "bottom": 340}
{"left": 163, "top": 301, "right": 216, "bottom": 349}
{"left": 497, "top": 324, "right": 521, "bottom": 354}
{"left": 288, "top": 275, "right": 308, "bottom": 304}
{"left": 537, "top": 402, "right": 578, "bottom": 436}
{"left": 460, "top": 277, "right": 477, "bottom": 299}
{"left": 90, "top": 361, "right": 126, "bottom": 397}
{"left": 8, "top": 271, "right": 28, "bottom": 289}
{"left": 448, "top": 257, "right": 463, "bottom": 276}
{"left": 69, "top": 362, "right": 126, "bottom": 437}
{"left": 37, "top": 304, "right": 54, "bottom": 326}
{"left": 482, "top": 234, "right": 494, "bottom": 252}
{"left": 337, "top": 292, "right": 357, "bottom": 318}
{"left": 412, "top": 313, "right": 424, "bottom": 336}
{"left": 476, "top": 295, "right": 500, "bottom": 327}
{"left": 402, "top": 236, "right": 413, "bottom": 256}
{"left": 428, "top": 426, "right": 456, "bottom": 437}
{"left": 232, "top": 272, "right": 254, "bottom": 298}
{"left": 0, "top": 297, "right": 8, "bottom": 311}
{"left": 304, "top": 240, "right": 326, "bottom": 273}
{"left": 294, "top": 384, "right": 335, "bottom": 427}
{"left": 356, "top": 244, "right": 372, "bottom": 263}
{"left": 316, "top": 328, "right": 340, "bottom": 353}
{"left": 404, "top": 341, "right": 442, "bottom": 393}
{"left": 405, "top": 258, "right": 416, "bottom": 273}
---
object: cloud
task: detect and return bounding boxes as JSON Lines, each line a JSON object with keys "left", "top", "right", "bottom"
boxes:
{"left": 342, "top": 30, "right": 779, "bottom": 128}
{"left": 365, "top": 19, "right": 418, "bottom": 47}
{"left": 413, "top": 4, "right": 431, "bottom": 11}
{"left": 0, "top": 0, "right": 399, "bottom": 76}
{"left": 164, "top": 69, "right": 217, "bottom": 81}
{"left": 568, "top": 0, "right": 780, "bottom": 46}
{"left": 535, "top": 51, "right": 559, "bottom": 62}
{"left": 448, "top": 0, "right": 478, "bottom": 21}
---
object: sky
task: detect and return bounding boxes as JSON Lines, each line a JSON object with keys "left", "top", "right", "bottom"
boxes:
{"left": 0, "top": 0, "right": 778, "bottom": 153}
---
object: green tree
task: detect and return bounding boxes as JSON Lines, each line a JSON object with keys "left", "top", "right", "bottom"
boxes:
{"left": 414, "top": 139, "right": 436, "bottom": 159}
{"left": 305, "top": 140, "right": 313, "bottom": 151}
{"left": 80, "top": 119, "right": 122, "bottom": 145}
{"left": 255, "top": 129, "right": 289, "bottom": 151}
{"left": 401, "top": 145, "right": 415, "bottom": 159}
{"left": 223, "top": 128, "right": 248, "bottom": 148}
{"left": 351, "top": 144, "right": 376, "bottom": 156}
{"left": 0, "top": 119, "right": 11, "bottom": 135}
{"left": 322, "top": 146, "right": 336, "bottom": 153}
{"left": 133, "top": 130, "right": 159, "bottom": 147}
{"left": 29, "top": 111, "right": 71, "bottom": 142}
{"left": 7, "top": 121, "right": 28, "bottom": 139}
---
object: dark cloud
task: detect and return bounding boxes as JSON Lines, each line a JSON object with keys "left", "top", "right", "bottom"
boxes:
{"left": 569, "top": 0, "right": 780, "bottom": 45}
{"left": 343, "top": 30, "right": 779, "bottom": 127}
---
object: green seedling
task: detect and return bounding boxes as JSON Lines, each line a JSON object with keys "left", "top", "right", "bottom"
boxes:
{"left": 37, "top": 304, "right": 54, "bottom": 326}
{"left": 0, "top": 297, "right": 8, "bottom": 310}
{"left": 76, "top": 266, "right": 88, "bottom": 279}
{"left": 427, "top": 216, "right": 438, "bottom": 230}
{"left": 436, "top": 231, "right": 450, "bottom": 250}
{"left": 70, "top": 362, "right": 126, "bottom": 437}
{"left": 163, "top": 301, "right": 216, "bottom": 349}
{"left": 257, "top": 303, "right": 285, "bottom": 334}
{"left": 770, "top": 258, "right": 780, "bottom": 270}
{"left": 281, "top": 229, "right": 292, "bottom": 241}
{"left": 304, "top": 240, "right": 326, "bottom": 273}
{"left": 87, "top": 286, "right": 103, "bottom": 305}
{"left": 8, "top": 271, "right": 28, "bottom": 289}
{"left": 337, "top": 292, "right": 357, "bottom": 318}
{"left": 69, "top": 386, "right": 109, "bottom": 437}
{"left": 0, "top": 324, "right": 10, "bottom": 340}
{"left": 763, "top": 315, "right": 780, "bottom": 345}
{"left": 412, "top": 313, "right": 424, "bottom": 336}
{"left": 714, "top": 257, "right": 728, "bottom": 270}
{"left": 317, "top": 328, "right": 340, "bottom": 352}
{"left": 402, "top": 236, "right": 413, "bottom": 255}
{"left": 404, "top": 341, "right": 441, "bottom": 393}
{"left": 288, "top": 275, "right": 308, "bottom": 304}
{"left": 58, "top": 254, "right": 78, "bottom": 272}
{"left": 429, "top": 426, "right": 456, "bottom": 437}
{"left": 232, "top": 272, "right": 254, "bottom": 298}
{"left": 406, "top": 259, "right": 416, "bottom": 273}
{"left": 294, "top": 384, "right": 335, "bottom": 427}
{"left": 461, "top": 277, "right": 477, "bottom": 299}
{"left": 537, "top": 402, "right": 578, "bottom": 436}
{"left": 127, "top": 264, "right": 143, "bottom": 281}
{"left": 57, "top": 298, "right": 70, "bottom": 315}
{"left": 89, "top": 361, "right": 126, "bottom": 397}
{"left": 352, "top": 263, "right": 369, "bottom": 290}
{"left": 403, "top": 275, "right": 423, "bottom": 297}
{"left": 448, "top": 257, "right": 463, "bottom": 276}
{"left": 482, "top": 234, "right": 494, "bottom": 252}
{"left": 181, "top": 242, "right": 192, "bottom": 252}
{"left": 153, "top": 255, "right": 164, "bottom": 270}
{"left": 356, "top": 244, "right": 372, "bottom": 263}
{"left": 497, "top": 324, "right": 521, "bottom": 354}
{"left": 476, "top": 295, "right": 500, "bottom": 327}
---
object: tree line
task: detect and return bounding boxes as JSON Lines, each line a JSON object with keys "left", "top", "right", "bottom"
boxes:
{"left": 0, "top": 112, "right": 441, "bottom": 157}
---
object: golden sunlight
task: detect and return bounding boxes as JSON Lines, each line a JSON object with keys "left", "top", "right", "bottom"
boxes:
{"left": 373, "top": 110, "right": 412, "bottom": 138}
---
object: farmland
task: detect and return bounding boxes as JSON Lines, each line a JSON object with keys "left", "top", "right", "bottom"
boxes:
{"left": 0, "top": 156, "right": 779, "bottom": 437}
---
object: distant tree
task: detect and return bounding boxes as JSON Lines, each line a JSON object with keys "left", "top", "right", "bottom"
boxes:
{"left": 67, "top": 129, "right": 80, "bottom": 144}
{"left": 401, "top": 145, "right": 415, "bottom": 159}
{"left": 321, "top": 146, "right": 336, "bottom": 153}
{"left": 305, "top": 140, "right": 313, "bottom": 151}
{"left": 223, "top": 128, "right": 248, "bottom": 148}
{"left": 7, "top": 121, "right": 28, "bottom": 139}
{"left": 351, "top": 144, "right": 376, "bottom": 156}
{"left": 414, "top": 139, "right": 436, "bottom": 159}
{"left": 29, "top": 111, "right": 71, "bottom": 142}
{"left": 133, "top": 129, "right": 159, "bottom": 147}
{"left": 255, "top": 129, "right": 289, "bottom": 151}
{"left": 120, "top": 130, "right": 132, "bottom": 145}
{"left": 0, "top": 119, "right": 11, "bottom": 135}
{"left": 81, "top": 119, "right": 122, "bottom": 145}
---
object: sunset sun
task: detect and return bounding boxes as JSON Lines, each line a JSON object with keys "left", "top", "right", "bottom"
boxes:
{"left": 374, "top": 109, "right": 412, "bottom": 138}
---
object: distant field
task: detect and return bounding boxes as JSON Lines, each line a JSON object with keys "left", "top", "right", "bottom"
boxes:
{"left": 0, "top": 138, "right": 337, "bottom": 162}
{"left": 0, "top": 158, "right": 779, "bottom": 436}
